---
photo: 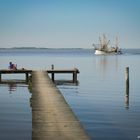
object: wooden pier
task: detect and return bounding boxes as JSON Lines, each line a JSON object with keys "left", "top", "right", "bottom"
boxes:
{"left": 0, "top": 68, "right": 79, "bottom": 83}
{"left": 0, "top": 69, "right": 32, "bottom": 82}
{"left": 47, "top": 68, "right": 79, "bottom": 83}
{"left": 31, "top": 71, "right": 90, "bottom": 140}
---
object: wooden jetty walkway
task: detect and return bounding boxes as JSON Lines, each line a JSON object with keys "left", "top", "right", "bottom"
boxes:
{"left": 31, "top": 71, "right": 90, "bottom": 140}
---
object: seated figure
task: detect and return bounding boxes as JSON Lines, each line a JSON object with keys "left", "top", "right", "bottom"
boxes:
{"left": 9, "top": 62, "right": 17, "bottom": 70}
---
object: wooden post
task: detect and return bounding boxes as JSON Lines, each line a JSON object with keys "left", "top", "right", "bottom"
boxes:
{"left": 51, "top": 64, "right": 54, "bottom": 70}
{"left": 0, "top": 73, "right": 1, "bottom": 82}
{"left": 125, "top": 67, "right": 129, "bottom": 109}
{"left": 125, "top": 67, "right": 129, "bottom": 95}
{"left": 26, "top": 73, "right": 29, "bottom": 83}
{"left": 73, "top": 72, "right": 74, "bottom": 83}
{"left": 51, "top": 64, "right": 54, "bottom": 82}
{"left": 73, "top": 69, "right": 77, "bottom": 83}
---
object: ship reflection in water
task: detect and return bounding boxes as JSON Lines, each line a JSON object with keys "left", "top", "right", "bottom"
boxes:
{"left": 94, "top": 55, "right": 119, "bottom": 79}
{"left": 94, "top": 55, "right": 130, "bottom": 110}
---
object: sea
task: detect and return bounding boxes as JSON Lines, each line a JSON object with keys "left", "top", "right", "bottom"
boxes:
{"left": 0, "top": 48, "right": 140, "bottom": 140}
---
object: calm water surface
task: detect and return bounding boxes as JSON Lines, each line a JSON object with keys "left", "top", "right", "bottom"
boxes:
{"left": 0, "top": 48, "right": 140, "bottom": 140}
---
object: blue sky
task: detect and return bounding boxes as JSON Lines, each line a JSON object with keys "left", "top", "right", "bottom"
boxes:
{"left": 0, "top": 0, "right": 140, "bottom": 48}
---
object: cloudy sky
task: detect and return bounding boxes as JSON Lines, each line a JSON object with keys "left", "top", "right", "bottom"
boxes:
{"left": 0, "top": 0, "right": 140, "bottom": 48}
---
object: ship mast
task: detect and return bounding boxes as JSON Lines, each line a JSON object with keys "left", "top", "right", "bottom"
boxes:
{"left": 115, "top": 36, "right": 119, "bottom": 52}
{"left": 102, "top": 34, "right": 109, "bottom": 50}
{"left": 99, "top": 36, "right": 103, "bottom": 50}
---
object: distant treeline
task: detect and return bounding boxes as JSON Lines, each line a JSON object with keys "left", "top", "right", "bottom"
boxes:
{"left": 0, "top": 47, "right": 86, "bottom": 50}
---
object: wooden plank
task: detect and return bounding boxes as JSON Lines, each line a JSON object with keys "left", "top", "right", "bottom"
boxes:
{"left": 47, "top": 69, "right": 80, "bottom": 74}
{"left": 32, "top": 71, "right": 89, "bottom": 140}
{"left": 0, "top": 69, "right": 79, "bottom": 74}
{"left": 0, "top": 69, "right": 32, "bottom": 74}
{"left": 0, "top": 70, "right": 32, "bottom": 82}
{"left": 0, "top": 80, "right": 26, "bottom": 84}
{"left": 0, "top": 69, "right": 79, "bottom": 83}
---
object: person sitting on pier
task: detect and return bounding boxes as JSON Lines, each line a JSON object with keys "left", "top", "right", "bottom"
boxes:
{"left": 9, "top": 62, "right": 17, "bottom": 70}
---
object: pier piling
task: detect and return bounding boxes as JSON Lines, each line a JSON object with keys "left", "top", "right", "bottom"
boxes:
{"left": 125, "top": 67, "right": 129, "bottom": 95}
{"left": 73, "top": 68, "right": 77, "bottom": 83}
{"left": 51, "top": 64, "right": 55, "bottom": 82}
{"left": 125, "top": 67, "right": 129, "bottom": 109}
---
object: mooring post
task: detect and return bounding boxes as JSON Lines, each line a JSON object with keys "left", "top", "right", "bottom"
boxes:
{"left": 26, "top": 73, "right": 29, "bottom": 83}
{"left": 51, "top": 64, "right": 54, "bottom": 70}
{"left": 125, "top": 67, "right": 129, "bottom": 109}
{"left": 0, "top": 73, "right": 1, "bottom": 82}
{"left": 51, "top": 64, "right": 54, "bottom": 82}
{"left": 73, "top": 68, "right": 77, "bottom": 83}
{"left": 125, "top": 67, "right": 129, "bottom": 95}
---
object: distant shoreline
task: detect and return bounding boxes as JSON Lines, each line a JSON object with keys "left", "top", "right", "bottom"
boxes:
{"left": 0, "top": 47, "right": 140, "bottom": 50}
{"left": 0, "top": 47, "right": 89, "bottom": 50}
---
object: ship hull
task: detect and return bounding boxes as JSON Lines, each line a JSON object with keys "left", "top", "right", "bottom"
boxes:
{"left": 95, "top": 50, "right": 118, "bottom": 55}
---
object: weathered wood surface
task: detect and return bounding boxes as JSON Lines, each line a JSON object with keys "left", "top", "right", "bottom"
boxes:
{"left": 0, "top": 69, "right": 79, "bottom": 74}
{"left": 125, "top": 67, "right": 129, "bottom": 94}
{"left": 31, "top": 71, "right": 90, "bottom": 140}
{"left": 0, "top": 69, "right": 32, "bottom": 82}
{"left": 47, "top": 68, "right": 79, "bottom": 83}
{"left": 0, "top": 69, "right": 32, "bottom": 74}
{"left": 47, "top": 68, "right": 79, "bottom": 73}
{"left": 125, "top": 67, "right": 129, "bottom": 109}
{"left": 0, "top": 68, "right": 79, "bottom": 83}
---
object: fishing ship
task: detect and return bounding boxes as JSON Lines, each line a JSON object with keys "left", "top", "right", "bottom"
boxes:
{"left": 93, "top": 34, "right": 122, "bottom": 55}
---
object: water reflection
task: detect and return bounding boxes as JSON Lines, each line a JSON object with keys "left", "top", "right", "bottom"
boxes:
{"left": 94, "top": 56, "right": 131, "bottom": 110}
{"left": 8, "top": 83, "right": 17, "bottom": 93}
{"left": 0, "top": 81, "right": 29, "bottom": 93}
{"left": 54, "top": 80, "right": 79, "bottom": 86}
{"left": 95, "top": 55, "right": 118, "bottom": 78}
{"left": 0, "top": 81, "right": 17, "bottom": 93}
{"left": 0, "top": 81, "right": 32, "bottom": 140}
{"left": 125, "top": 93, "right": 129, "bottom": 110}
{"left": 125, "top": 84, "right": 129, "bottom": 110}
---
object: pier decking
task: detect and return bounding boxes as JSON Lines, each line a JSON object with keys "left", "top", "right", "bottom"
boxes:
{"left": 0, "top": 69, "right": 32, "bottom": 82}
{"left": 31, "top": 71, "right": 90, "bottom": 140}
{"left": 47, "top": 68, "right": 79, "bottom": 83}
{"left": 0, "top": 68, "right": 79, "bottom": 83}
